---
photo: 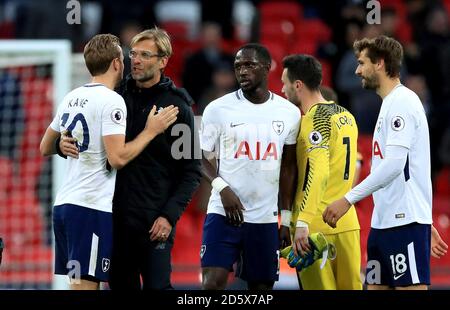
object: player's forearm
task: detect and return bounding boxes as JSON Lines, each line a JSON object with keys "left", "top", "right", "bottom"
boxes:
{"left": 279, "top": 145, "right": 297, "bottom": 212}
{"left": 40, "top": 140, "right": 57, "bottom": 156}
{"left": 40, "top": 127, "right": 59, "bottom": 156}
{"left": 279, "top": 166, "right": 296, "bottom": 227}
{"left": 280, "top": 170, "right": 296, "bottom": 211}
{"left": 201, "top": 151, "right": 219, "bottom": 184}
{"left": 345, "top": 145, "right": 408, "bottom": 204}
{"left": 108, "top": 130, "right": 156, "bottom": 169}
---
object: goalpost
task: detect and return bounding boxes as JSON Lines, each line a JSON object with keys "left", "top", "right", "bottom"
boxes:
{"left": 0, "top": 40, "right": 71, "bottom": 289}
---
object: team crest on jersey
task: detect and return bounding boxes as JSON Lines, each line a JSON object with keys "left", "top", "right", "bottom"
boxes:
{"left": 200, "top": 245, "right": 206, "bottom": 258}
{"left": 110, "top": 108, "right": 124, "bottom": 124}
{"left": 376, "top": 118, "right": 383, "bottom": 132}
{"left": 272, "top": 121, "right": 284, "bottom": 135}
{"left": 309, "top": 131, "right": 323, "bottom": 145}
{"left": 102, "top": 258, "right": 110, "bottom": 272}
{"left": 391, "top": 116, "right": 405, "bottom": 131}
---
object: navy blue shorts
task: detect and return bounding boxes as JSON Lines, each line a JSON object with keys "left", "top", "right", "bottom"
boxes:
{"left": 200, "top": 213, "right": 280, "bottom": 282}
{"left": 365, "top": 222, "right": 431, "bottom": 287}
{"left": 53, "top": 204, "right": 112, "bottom": 282}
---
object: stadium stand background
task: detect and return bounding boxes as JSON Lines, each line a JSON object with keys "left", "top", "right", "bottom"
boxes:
{"left": 0, "top": 0, "right": 449, "bottom": 289}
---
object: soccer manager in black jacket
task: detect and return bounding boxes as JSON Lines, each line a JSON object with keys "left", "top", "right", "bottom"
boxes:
{"left": 110, "top": 28, "right": 201, "bottom": 290}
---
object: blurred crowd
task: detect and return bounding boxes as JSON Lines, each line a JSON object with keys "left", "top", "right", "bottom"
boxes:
{"left": 1, "top": 0, "right": 450, "bottom": 289}
{"left": 1, "top": 0, "right": 449, "bottom": 176}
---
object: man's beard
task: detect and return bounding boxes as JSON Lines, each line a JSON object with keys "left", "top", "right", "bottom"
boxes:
{"left": 134, "top": 72, "right": 154, "bottom": 82}
{"left": 289, "top": 93, "right": 301, "bottom": 108}
{"left": 361, "top": 74, "right": 379, "bottom": 90}
{"left": 132, "top": 67, "right": 157, "bottom": 83}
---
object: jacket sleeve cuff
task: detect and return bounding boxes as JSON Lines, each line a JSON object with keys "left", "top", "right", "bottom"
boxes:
{"left": 160, "top": 207, "right": 179, "bottom": 227}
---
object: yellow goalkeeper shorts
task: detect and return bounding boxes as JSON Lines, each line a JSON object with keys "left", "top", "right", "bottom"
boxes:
{"left": 298, "top": 229, "right": 362, "bottom": 290}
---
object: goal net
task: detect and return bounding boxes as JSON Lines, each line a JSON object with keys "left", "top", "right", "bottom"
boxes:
{"left": 0, "top": 40, "right": 71, "bottom": 289}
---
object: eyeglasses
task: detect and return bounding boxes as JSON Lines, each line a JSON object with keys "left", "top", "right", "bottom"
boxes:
{"left": 129, "top": 50, "right": 164, "bottom": 60}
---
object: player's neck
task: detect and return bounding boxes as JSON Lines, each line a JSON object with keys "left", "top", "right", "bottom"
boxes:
{"left": 91, "top": 75, "right": 116, "bottom": 90}
{"left": 302, "top": 91, "right": 326, "bottom": 113}
{"left": 242, "top": 88, "right": 270, "bottom": 104}
{"left": 377, "top": 77, "right": 401, "bottom": 99}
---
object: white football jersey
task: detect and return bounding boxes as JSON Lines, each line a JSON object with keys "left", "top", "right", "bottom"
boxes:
{"left": 371, "top": 84, "right": 432, "bottom": 228}
{"left": 50, "top": 83, "right": 127, "bottom": 213}
{"left": 200, "top": 89, "right": 301, "bottom": 223}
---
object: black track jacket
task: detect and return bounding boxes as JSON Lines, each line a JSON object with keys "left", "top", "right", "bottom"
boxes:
{"left": 113, "top": 75, "right": 201, "bottom": 233}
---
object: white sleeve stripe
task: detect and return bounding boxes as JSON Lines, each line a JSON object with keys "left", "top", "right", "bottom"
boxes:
{"left": 407, "top": 241, "right": 420, "bottom": 284}
{"left": 88, "top": 233, "right": 99, "bottom": 276}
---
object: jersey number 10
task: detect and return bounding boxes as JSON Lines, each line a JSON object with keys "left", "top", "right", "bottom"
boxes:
{"left": 61, "top": 112, "right": 90, "bottom": 152}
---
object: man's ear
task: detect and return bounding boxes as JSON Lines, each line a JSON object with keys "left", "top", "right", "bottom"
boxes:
{"left": 295, "top": 80, "right": 303, "bottom": 92}
{"left": 376, "top": 58, "right": 385, "bottom": 72}
{"left": 113, "top": 58, "right": 121, "bottom": 72}
{"left": 159, "top": 56, "right": 169, "bottom": 70}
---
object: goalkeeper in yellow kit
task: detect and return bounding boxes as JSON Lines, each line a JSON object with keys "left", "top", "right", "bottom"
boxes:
{"left": 280, "top": 54, "right": 362, "bottom": 290}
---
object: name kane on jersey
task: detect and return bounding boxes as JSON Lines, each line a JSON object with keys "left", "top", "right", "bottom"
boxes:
{"left": 67, "top": 97, "right": 88, "bottom": 108}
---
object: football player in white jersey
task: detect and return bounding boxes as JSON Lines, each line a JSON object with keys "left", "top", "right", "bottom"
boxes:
{"left": 199, "top": 43, "right": 301, "bottom": 290}
{"left": 322, "top": 35, "right": 447, "bottom": 290}
{"left": 40, "top": 34, "right": 178, "bottom": 290}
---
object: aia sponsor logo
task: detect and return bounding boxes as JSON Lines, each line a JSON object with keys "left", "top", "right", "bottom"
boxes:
{"left": 234, "top": 141, "right": 278, "bottom": 160}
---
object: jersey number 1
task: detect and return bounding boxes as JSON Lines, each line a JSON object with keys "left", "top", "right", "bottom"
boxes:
{"left": 61, "top": 112, "right": 90, "bottom": 152}
{"left": 343, "top": 137, "right": 350, "bottom": 180}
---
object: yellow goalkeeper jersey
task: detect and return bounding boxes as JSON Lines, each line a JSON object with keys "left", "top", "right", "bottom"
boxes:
{"left": 292, "top": 101, "right": 360, "bottom": 235}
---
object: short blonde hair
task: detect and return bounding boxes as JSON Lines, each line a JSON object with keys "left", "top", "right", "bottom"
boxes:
{"left": 130, "top": 26, "right": 172, "bottom": 58}
{"left": 84, "top": 34, "right": 121, "bottom": 76}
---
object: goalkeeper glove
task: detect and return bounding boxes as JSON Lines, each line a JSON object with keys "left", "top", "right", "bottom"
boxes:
{"left": 280, "top": 232, "right": 336, "bottom": 272}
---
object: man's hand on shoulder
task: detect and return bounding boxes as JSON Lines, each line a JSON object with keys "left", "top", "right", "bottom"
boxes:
{"left": 145, "top": 105, "right": 179, "bottom": 138}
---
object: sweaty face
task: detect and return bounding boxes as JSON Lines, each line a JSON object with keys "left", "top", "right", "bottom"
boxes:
{"left": 281, "top": 68, "right": 300, "bottom": 106}
{"left": 130, "top": 39, "right": 163, "bottom": 84}
{"left": 355, "top": 49, "right": 380, "bottom": 90}
{"left": 234, "top": 49, "right": 268, "bottom": 92}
